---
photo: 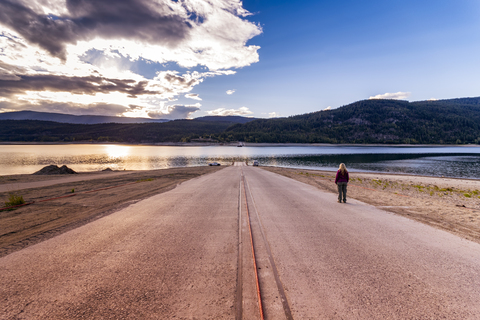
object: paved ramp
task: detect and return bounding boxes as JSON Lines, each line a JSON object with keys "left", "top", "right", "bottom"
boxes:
{"left": 1, "top": 166, "right": 480, "bottom": 319}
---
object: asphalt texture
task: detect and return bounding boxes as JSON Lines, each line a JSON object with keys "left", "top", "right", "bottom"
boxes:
{"left": 1, "top": 165, "right": 480, "bottom": 319}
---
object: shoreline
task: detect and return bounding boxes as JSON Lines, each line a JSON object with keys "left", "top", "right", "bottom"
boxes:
{"left": 2, "top": 164, "right": 480, "bottom": 182}
{"left": 1, "top": 141, "right": 479, "bottom": 147}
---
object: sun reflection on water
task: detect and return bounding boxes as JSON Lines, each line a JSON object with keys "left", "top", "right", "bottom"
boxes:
{"left": 105, "top": 145, "right": 132, "bottom": 159}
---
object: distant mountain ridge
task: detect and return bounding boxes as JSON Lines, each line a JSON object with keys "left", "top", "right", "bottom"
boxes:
{"left": 0, "top": 110, "right": 170, "bottom": 124}
{"left": 0, "top": 111, "right": 258, "bottom": 125}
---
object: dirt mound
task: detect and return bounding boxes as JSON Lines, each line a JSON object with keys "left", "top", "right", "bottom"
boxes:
{"left": 102, "top": 168, "right": 113, "bottom": 172}
{"left": 33, "top": 165, "right": 77, "bottom": 175}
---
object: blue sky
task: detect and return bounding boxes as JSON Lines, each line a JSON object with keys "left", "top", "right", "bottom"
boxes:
{"left": 1, "top": 0, "right": 479, "bottom": 119}
{"left": 193, "top": 0, "right": 480, "bottom": 117}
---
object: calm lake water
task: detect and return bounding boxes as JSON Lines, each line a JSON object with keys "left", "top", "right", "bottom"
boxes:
{"left": 1, "top": 144, "right": 480, "bottom": 179}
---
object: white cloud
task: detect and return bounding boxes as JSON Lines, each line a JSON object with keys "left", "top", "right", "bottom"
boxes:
{"left": 207, "top": 106, "right": 253, "bottom": 116}
{"left": 185, "top": 93, "right": 202, "bottom": 101}
{"left": 369, "top": 92, "right": 411, "bottom": 100}
{"left": 148, "top": 104, "right": 201, "bottom": 120}
{"left": 268, "top": 112, "right": 281, "bottom": 118}
{"left": 427, "top": 98, "right": 438, "bottom": 101}
{"left": 226, "top": 89, "right": 236, "bottom": 95}
{"left": 323, "top": 106, "right": 332, "bottom": 111}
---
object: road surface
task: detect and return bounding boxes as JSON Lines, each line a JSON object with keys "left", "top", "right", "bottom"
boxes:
{"left": 1, "top": 166, "right": 480, "bottom": 319}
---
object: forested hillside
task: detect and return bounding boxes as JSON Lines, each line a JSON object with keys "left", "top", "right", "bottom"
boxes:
{"left": 216, "top": 98, "right": 480, "bottom": 144}
{"left": 1, "top": 97, "right": 480, "bottom": 144}
{"left": 0, "top": 119, "right": 234, "bottom": 143}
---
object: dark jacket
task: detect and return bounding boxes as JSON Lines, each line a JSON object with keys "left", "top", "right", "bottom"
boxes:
{"left": 335, "top": 170, "right": 349, "bottom": 184}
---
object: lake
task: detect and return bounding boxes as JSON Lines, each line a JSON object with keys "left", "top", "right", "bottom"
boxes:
{"left": 1, "top": 144, "right": 480, "bottom": 179}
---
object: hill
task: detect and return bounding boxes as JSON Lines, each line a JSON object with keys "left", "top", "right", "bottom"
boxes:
{"left": 218, "top": 97, "right": 480, "bottom": 144}
{"left": 0, "top": 118, "right": 237, "bottom": 143}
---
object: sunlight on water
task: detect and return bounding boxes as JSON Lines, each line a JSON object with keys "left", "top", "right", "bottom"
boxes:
{"left": 105, "top": 145, "right": 132, "bottom": 159}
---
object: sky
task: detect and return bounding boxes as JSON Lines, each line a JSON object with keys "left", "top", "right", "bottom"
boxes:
{"left": 0, "top": 0, "right": 479, "bottom": 120}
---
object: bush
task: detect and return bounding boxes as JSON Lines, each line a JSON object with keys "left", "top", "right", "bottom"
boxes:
{"left": 5, "top": 194, "right": 25, "bottom": 207}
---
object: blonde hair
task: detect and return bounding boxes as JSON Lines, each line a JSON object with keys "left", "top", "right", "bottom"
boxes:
{"left": 339, "top": 163, "right": 347, "bottom": 174}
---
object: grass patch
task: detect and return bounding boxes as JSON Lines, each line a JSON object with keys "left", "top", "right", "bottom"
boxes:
{"left": 5, "top": 194, "right": 25, "bottom": 207}
{"left": 438, "top": 187, "right": 454, "bottom": 192}
{"left": 413, "top": 185, "right": 424, "bottom": 192}
{"left": 464, "top": 193, "right": 472, "bottom": 198}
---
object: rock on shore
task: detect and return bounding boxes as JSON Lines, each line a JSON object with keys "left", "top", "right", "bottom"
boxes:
{"left": 33, "top": 165, "right": 77, "bottom": 175}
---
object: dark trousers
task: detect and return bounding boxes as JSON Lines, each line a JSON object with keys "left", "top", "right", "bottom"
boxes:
{"left": 337, "top": 182, "right": 347, "bottom": 201}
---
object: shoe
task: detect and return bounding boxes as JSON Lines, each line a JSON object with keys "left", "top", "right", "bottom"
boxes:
{"left": 343, "top": 199, "right": 347, "bottom": 203}
{"left": 337, "top": 200, "right": 341, "bottom": 203}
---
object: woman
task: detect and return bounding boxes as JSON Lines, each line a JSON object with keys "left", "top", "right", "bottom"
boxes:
{"left": 335, "top": 163, "right": 349, "bottom": 203}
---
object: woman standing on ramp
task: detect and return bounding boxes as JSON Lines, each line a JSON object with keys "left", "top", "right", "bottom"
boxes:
{"left": 335, "top": 163, "right": 349, "bottom": 203}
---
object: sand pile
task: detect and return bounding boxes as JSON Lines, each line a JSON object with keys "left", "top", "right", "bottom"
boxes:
{"left": 33, "top": 165, "right": 77, "bottom": 175}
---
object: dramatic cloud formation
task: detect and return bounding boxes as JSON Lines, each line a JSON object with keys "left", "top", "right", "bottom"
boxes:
{"left": 0, "top": 0, "right": 189, "bottom": 61}
{"left": 226, "top": 89, "right": 235, "bottom": 95}
{"left": 0, "top": 0, "right": 262, "bottom": 119}
{"left": 207, "top": 106, "right": 253, "bottom": 116}
{"left": 0, "top": 96, "right": 133, "bottom": 115}
{"left": 369, "top": 92, "right": 411, "bottom": 100}
{"left": 0, "top": 74, "right": 156, "bottom": 98}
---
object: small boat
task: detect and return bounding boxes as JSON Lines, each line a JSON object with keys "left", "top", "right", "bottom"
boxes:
{"left": 237, "top": 142, "right": 244, "bottom": 147}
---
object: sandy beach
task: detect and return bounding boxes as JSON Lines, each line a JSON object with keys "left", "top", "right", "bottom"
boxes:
{"left": 1, "top": 165, "right": 480, "bottom": 258}
{"left": 0, "top": 166, "right": 223, "bottom": 257}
